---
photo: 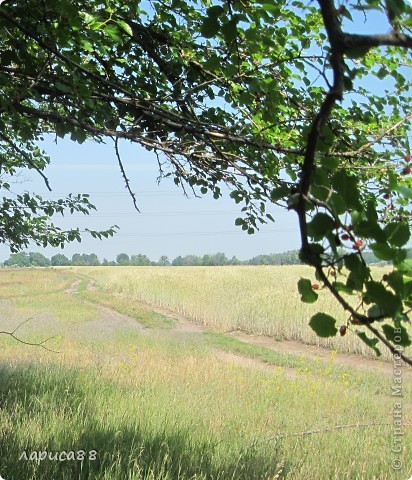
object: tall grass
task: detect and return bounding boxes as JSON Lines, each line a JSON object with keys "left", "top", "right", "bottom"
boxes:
{"left": 0, "top": 268, "right": 410, "bottom": 479}
{"left": 78, "top": 265, "right": 410, "bottom": 359}
{"left": 1, "top": 337, "right": 410, "bottom": 480}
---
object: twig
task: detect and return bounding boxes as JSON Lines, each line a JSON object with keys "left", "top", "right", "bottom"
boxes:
{"left": 341, "top": 113, "right": 412, "bottom": 157}
{"left": 114, "top": 137, "right": 140, "bottom": 212}
{"left": 0, "top": 318, "right": 59, "bottom": 353}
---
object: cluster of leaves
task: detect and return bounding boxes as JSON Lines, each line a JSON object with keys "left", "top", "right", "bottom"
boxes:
{"left": 0, "top": 0, "right": 411, "bottom": 362}
{"left": 0, "top": 180, "right": 117, "bottom": 252}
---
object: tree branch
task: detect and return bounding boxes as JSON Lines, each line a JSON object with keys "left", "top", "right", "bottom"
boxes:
{"left": 343, "top": 31, "right": 412, "bottom": 50}
{"left": 0, "top": 318, "right": 59, "bottom": 353}
{"left": 113, "top": 137, "right": 139, "bottom": 212}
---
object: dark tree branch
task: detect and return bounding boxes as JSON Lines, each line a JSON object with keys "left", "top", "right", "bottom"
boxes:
{"left": 0, "top": 318, "right": 59, "bottom": 353}
{"left": 293, "top": 0, "right": 412, "bottom": 365}
{"left": 343, "top": 31, "right": 412, "bottom": 49}
{"left": 113, "top": 137, "right": 140, "bottom": 212}
{"left": 298, "top": 0, "right": 345, "bottom": 250}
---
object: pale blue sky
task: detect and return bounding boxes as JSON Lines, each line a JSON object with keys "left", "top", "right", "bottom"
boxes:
{"left": 0, "top": 137, "right": 301, "bottom": 262}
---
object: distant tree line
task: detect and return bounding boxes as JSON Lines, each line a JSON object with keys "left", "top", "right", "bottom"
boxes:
{"left": 2, "top": 249, "right": 411, "bottom": 268}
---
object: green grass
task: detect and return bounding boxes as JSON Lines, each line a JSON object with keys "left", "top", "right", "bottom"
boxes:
{"left": 80, "top": 288, "right": 175, "bottom": 329}
{"left": 202, "top": 332, "right": 406, "bottom": 397}
{"left": 0, "top": 268, "right": 411, "bottom": 479}
{"left": 1, "top": 338, "right": 410, "bottom": 480}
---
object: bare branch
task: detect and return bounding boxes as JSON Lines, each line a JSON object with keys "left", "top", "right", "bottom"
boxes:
{"left": 0, "top": 318, "right": 59, "bottom": 353}
{"left": 113, "top": 137, "right": 140, "bottom": 212}
{"left": 343, "top": 31, "right": 412, "bottom": 50}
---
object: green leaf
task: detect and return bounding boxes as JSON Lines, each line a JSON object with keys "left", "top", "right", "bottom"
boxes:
{"left": 370, "top": 242, "right": 397, "bottom": 261}
{"left": 55, "top": 122, "right": 72, "bottom": 138}
{"left": 384, "top": 222, "right": 410, "bottom": 247}
{"left": 333, "top": 281, "right": 354, "bottom": 295}
{"left": 70, "top": 128, "right": 87, "bottom": 144}
{"left": 320, "top": 156, "right": 339, "bottom": 170}
{"left": 103, "top": 24, "right": 122, "bottom": 41}
{"left": 367, "top": 304, "right": 384, "bottom": 319}
{"left": 356, "top": 331, "right": 381, "bottom": 356}
{"left": 307, "top": 213, "right": 335, "bottom": 241}
{"left": 55, "top": 82, "right": 72, "bottom": 93}
{"left": 270, "top": 185, "right": 289, "bottom": 202}
{"left": 298, "top": 278, "right": 318, "bottom": 303}
{"left": 261, "top": 4, "right": 280, "bottom": 14}
{"left": 386, "top": 271, "right": 405, "bottom": 297}
{"left": 396, "top": 185, "right": 412, "bottom": 199}
{"left": 398, "top": 259, "right": 412, "bottom": 277}
{"left": 201, "top": 16, "right": 220, "bottom": 38}
{"left": 332, "top": 170, "right": 361, "bottom": 210}
{"left": 309, "top": 313, "right": 338, "bottom": 337}
{"left": 116, "top": 20, "right": 133, "bottom": 36}
{"left": 382, "top": 324, "right": 411, "bottom": 347}
{"left": 207, "top": 5, "right": 225, "bottom": 16}
{"left": 364, "top": 281, "right": 402, "bottom": 317}
{"left": 221, "top": 19, "right": 238, "bottom": 43}
{"left": 343, "top": 76, "right": 353, "bottom": 91}
{"left": 385, "top": 0, "right": 406, "bottom": 17}
{"left": 344, "top": 253, "right": 370, "bottom": 291}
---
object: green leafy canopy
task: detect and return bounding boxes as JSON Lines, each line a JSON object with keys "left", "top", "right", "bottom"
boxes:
{"left": 0, "top": 0, "right": 411, "bottom": 364}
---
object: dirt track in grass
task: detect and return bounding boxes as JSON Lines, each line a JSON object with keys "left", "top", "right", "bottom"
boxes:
{"left": 61, "top": 279, "right": 412, "bottom": 381}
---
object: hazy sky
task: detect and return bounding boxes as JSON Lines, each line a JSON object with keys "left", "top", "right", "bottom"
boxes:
{"left": 0, "top": 137, "right": 301, "bottom": 262}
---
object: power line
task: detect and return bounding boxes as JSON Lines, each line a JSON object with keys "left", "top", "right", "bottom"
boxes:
{"left": 68, "top": 210, "right": 242, "bottom": 217}
{"left": 40, "top": 190, "right": 231, "bottom": 197}
{"left": 112, "top": 228, "right": 296, "bottom": 237}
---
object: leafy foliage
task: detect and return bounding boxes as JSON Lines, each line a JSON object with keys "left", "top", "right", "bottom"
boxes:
{"left": 0, "top": 0, "right": 411, "bottom": 363}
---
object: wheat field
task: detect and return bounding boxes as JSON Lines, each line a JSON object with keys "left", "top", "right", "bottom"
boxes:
{"left": 77, "top": 265, "right": 410, "bottom": 360}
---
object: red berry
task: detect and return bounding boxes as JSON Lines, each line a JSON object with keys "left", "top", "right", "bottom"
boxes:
{"left": 355, "top": 240, "right": 363, "bottom": 247}
{"left": 402, "top": 166, "right": 411, "bottom": 175}
{"left": 339, "top": 325, "right": 347, "bottom": 336}
{"left": 383, "top": 192, "right": 391, "bottom": 200}
{"left": 405, "top": 154, "right": 411, "bottom": 163}
{"left": 341, "top": 234, "right": 350, "bottom": 241}
{"left": 312, "top": 283, "right": 320, "bottom": 290}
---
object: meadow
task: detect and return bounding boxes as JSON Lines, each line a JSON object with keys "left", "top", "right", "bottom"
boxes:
{"left": 0, "top": 266, "right": 411, "bottom": 480}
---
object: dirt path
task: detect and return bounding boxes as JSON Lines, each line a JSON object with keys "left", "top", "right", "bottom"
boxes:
{"left": 64, "top": 279, "right": 82, "bottom": 295}
{"left": 65, "top": 280, "right": 144, "bottom": 342}
{"left": 228, "top": 331, "right": 408, "bottom": 377}
{"left": 119, "top": 294, "right": 411, "bottom": 378}
{"left": 66, "top": 280, "right": 411, "bottom": 379}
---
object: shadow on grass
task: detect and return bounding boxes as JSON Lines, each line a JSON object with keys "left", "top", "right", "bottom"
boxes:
{"left": 0, "top": 362, "right": 286, "bottom": 480}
